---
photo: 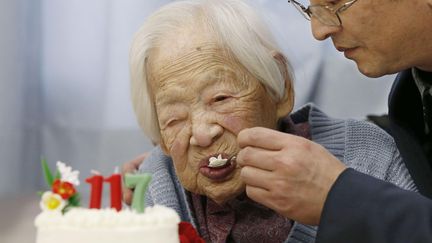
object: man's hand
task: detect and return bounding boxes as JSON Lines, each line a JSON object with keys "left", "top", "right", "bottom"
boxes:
{"left": 237, "top": 127, "right": 347, "bottom": 225}
{"left": 121, "top": 152, "right": 150, "bottom": 205}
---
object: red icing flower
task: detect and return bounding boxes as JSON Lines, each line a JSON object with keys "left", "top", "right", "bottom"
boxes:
{"left": 179, "top": 221, "right": 205, "bottom": 243}
{"left": 52, "top": 179, "right": 76, "bottom": 199}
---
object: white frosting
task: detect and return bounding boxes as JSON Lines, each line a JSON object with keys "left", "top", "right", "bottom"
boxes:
{"left": 208, "top": 154, "right": 228, "bottom": 168}
{"left": 35, "top": 205, "right": 180, "bottom": 243}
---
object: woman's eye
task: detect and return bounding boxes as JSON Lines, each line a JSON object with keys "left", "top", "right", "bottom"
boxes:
{"left": 166, "top": 119, "right": 181, "bottom": 127}
{"left": 326, "top": 0, "right": 339, "bottom": 7}
{"left": 213, "top": 95, "right": 230, "bottom": 103}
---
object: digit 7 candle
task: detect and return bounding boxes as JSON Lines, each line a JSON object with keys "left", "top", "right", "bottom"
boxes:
{"left": 85, "top": 170, "right": 103, "bottom": 209}
{"left": 124, "top": 173, "right": 152, "bottom": 213}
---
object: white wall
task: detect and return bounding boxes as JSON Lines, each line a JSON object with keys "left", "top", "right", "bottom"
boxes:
{"left": 0, "top": 0, "right": 395, "bottom": 198}
{"left": 0, "top": 0, "right": 32, "bottom": 196}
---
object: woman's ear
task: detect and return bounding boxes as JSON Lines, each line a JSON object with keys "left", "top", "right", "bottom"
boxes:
{"left": 271, "top": 51, "right": 295, "bottom": 118}
{"left": 160, "top": 140, "right": 170, "bottom": 155}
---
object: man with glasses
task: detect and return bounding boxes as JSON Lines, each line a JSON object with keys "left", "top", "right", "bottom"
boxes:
{"left": 237, "top": 0, "right": 432, "bottom": 242}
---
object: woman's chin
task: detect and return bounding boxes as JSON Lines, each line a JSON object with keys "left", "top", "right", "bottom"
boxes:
{"left": 204, "top": 184, "right": 246, "bottom": 205}
{"left": 180, "top": 174, "right": 246, "bottom": 204}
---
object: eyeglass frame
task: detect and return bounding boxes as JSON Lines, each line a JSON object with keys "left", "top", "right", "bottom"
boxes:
{"left": 287, "top": 0, "right": 358, "bottom": 27}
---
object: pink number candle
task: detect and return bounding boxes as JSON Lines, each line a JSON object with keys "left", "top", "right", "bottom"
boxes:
{"left": 85, "top": 171, "right": 103, "bottom": 209}
{"left": 104, "top": 168, "right": 122, "bottom": 211}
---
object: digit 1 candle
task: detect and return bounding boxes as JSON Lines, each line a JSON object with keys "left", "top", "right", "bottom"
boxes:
{"left": 85, "top": 170, "right": 103, "bottom": 209}
{"left": 104, "top": 167, "right": 122, "bottom": 211}
{"left": 124, "top": 173, "right": 152, "bottom": 213}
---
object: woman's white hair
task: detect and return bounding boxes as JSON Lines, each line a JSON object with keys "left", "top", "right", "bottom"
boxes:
{"left": 130, "top": 0, "right": 294, "bottom": 143}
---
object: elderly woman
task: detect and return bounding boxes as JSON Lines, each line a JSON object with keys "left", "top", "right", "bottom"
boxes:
{"left": 128, "top": 0, "right": 416, "bottom": 242}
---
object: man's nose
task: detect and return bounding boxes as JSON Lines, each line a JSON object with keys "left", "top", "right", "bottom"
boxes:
{"left": 311, "top": 17, "right": 340, "bottom": 41}
{"left": 190, "top": 122, "right": 223, "bottom": 147}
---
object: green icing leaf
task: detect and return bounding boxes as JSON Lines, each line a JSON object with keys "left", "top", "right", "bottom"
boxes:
{"left": 54, "top": 170, "right": 61, "bottom": 180}
{"left": 68, "top": 193, "right": 81, "bottom": 207}
{"left": 41, "top": 158, "right": 54, "bottom": 187}
{"left": 62, "top": 204, "right": 73, "bottom": 214}
{"left": 62, "top": 193, "right": 81, "bottom": 214}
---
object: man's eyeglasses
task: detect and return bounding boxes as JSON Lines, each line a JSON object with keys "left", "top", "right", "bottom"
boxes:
{"left": 288, "top": 0, "right": 358, "bottom": 27}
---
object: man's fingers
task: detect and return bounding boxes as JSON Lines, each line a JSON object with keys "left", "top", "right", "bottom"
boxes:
{"left": 237, "top": 147, "right": 278, "bottom": 171}
{"left": 130, "top": 155, "right": 145, "bottom": 168}
{"left": 244, "top": 185, "right": 272, "bottom": 209}
{"left": 240, "top": 166, "right": 273, "bottom": 189}
{"left": 123, "top": 188, "right": 133, "bottom": 205}
{"left": 237, "top": 127, "right": 298, "bottom": 150}
{"left": 121, "top": 152, "right": 149, "bottom": 174}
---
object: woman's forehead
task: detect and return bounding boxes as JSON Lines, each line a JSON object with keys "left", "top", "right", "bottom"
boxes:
{"left": 153, "top": 64, "right": 251, "bottom": 100}
{"left": 149, "top": 46, "right": 249, "bottom": 87}
{"left": 150, "top": 41, "right": 231, "bottom": 71}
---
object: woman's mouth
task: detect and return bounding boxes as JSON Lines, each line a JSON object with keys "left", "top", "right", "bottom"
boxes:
{"left": 199, "top": 153, "right": 237, "bottom": 181}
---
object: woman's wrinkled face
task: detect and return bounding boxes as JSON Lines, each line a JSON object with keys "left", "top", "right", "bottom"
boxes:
{"left": 147, "top": 33, "right": 280, "bottom": 204}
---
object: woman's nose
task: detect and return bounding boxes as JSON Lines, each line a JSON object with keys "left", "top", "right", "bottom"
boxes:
{"left": 190, "top": 123, "right": 223, "bottom": 147}
{"left": 311, "top": 17, "right": 340, "bottom": 41}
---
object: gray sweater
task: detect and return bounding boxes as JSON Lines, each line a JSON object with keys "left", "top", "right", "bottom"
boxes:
{"left": 139, "top": 104, "right": 417, "bottom": 243}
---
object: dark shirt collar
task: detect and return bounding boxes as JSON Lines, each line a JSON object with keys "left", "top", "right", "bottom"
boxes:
{"left": 389, "top": 69, "right": 426, "bottom": 138}
{"left": 412, "top": 68, "right": 432, "bottom": 134}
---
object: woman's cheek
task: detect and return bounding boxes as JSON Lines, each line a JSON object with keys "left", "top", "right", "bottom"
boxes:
{"left": 161, "top": 125, "right": 184, "bottom": 149}
{"left": 160, "top": 130, "right": 174, "bottom": 149}
{"left": 164, "top": 127, "right": 190, "bottom": 168}
{"left": 222, "top": 114, "right": 254, "bottom": 134}
{"left": 223, "top": 116, "right": 242, "bottom": 134}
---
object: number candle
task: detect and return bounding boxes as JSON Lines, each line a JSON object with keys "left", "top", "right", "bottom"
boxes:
{"left": 124, "top": 173, "right": 152, "bottom": 213}
{"left": 104, "top": 167, "right": 122, "bottom": 211}
{"left": 85, "top": 170, "right": 103, "bottom": 209}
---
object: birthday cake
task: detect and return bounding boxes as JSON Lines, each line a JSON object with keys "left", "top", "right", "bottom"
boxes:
{"left": 34, "top": 161, "right": 202, "bottom": 243}
{"left": 35, "top": 206, "right": 180, "bottom": 243}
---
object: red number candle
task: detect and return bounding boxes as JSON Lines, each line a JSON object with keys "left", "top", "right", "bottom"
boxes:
{"left": 85, "top": 170, "right": 103, "bottom": 209}
{"left": 104, "top": 167, "right": 122, "bottom": 211}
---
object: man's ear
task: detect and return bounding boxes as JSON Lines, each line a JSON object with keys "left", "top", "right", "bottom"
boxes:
{"left": 271, "top": 51, "right": 295, "bottom": 119}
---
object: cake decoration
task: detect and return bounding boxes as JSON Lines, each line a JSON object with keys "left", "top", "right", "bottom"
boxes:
{"left": 179, "top": 221, "right": 206, "bottom": 243}
{"left": 85, "top": 170, "right": 104, "bottom": 209}
{"left": 104, "top": 168, "right": 123, "bottom": 211}
{"left": 124, "top": 173, "right": 152, "bottom": 213}
{"left": 35, "top": 159, "right": 205, "bottom": 243}
{"left": 39, "top": 159, "right": 80, "bottom": 213}
{"left": 38, "top": 159, "right": 153, "bottom": 213}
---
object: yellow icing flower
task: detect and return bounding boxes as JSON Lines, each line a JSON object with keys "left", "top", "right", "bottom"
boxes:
{"left": 40, "top": 191, "right": 66, "bottom": 212}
